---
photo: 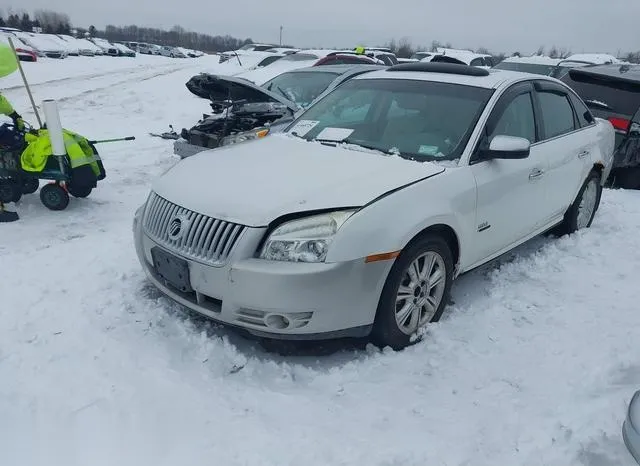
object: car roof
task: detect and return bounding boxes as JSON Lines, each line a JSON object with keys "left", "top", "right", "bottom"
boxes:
{"left": 566, "top": 63, "right": 640, "bottom": 83}
{"left": 353, "top": 64, "right": 553, "bottom": 89}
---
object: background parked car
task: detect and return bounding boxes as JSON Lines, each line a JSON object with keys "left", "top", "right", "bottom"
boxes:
{"left": 426, "top": 48, "right": 495, "bottom": 68}
{"left": 219, "top": 43, "right": 277, "bottom": 63}
{"left": 0, "top": 33, "right": 37, "bottom": 61}
{"left": 89, "top": 37, "right": 119, "bottom": 56}
{"left": 174, "top": 64, "right": 383, "bottom": 158}
{"left": 493, "top": 55, "right": 562, "bottom": 75}
{"left": 234, "top": 50, "right": 339, "bottom": 85}
{"left": 315, "top": 52, "right": 382, "bottom": 66}
{"left": 113, "top": 42, "right": 136, "bottom": 57}
{"left": 561, "top": 63, "right": 640, "bottom": 189}
{"left": 160, "top": 46, "right": 186, "bottom": 58}
{"left": 9, "top": 31, "right": 67, "bottom": 58}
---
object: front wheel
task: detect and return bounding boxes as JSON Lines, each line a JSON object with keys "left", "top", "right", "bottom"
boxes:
{"left": 40, "top": 183, "right": 70, "bottom": 211}
{"left": 372, "top": 234, "right": 454, "bottom": 350}
{"left": 555, "top": 170, "right": 602, "bottom": 236}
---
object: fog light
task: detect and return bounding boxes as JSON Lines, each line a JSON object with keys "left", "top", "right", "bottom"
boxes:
{"left": 265, "top": 314, "right": 290, "bottom": 330}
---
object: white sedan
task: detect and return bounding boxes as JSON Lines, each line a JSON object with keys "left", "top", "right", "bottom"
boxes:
{"left": 134, "top": 62, "right": 615, "bottom": 349}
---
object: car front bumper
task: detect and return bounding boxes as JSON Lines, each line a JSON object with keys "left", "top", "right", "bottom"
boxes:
{"left": 133, "top": 207, "right": 391, "bottom": 340}
{"left": 624, "top": 391, "right": 640, "bottom": 464}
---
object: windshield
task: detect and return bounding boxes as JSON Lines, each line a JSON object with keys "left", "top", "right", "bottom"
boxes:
{"left": 263, "top": 71, "right": 340, "bottom": 107}
{"left": 287, "top": 78, "right": 493, "bottom": 161}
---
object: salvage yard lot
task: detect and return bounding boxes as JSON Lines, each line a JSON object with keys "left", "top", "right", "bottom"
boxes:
{"left": 1, "top": 54, "right": 639, "bottom": 465}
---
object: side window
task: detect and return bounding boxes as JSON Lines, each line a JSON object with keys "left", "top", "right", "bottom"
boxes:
{"left": 568, "top": 93, "right": 594, "bottom": 128}
{"left": 470, "top": 57, "right": 484, "bottom": 67}
{"left": 489, "top": 92, "right": 536, "bottom": 143}
{"left": 484, "top": 57, "right": 494, "bottom": 67}
{"left": 537, "top": 91, "right": 576, "bottom": 139}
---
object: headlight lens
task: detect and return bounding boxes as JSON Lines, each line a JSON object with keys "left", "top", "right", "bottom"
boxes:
{"left": 259, "top": 210, "right": 357, "bottom": 263}
{"left": 221, "top": 127, "right": 270, "bottom": 146}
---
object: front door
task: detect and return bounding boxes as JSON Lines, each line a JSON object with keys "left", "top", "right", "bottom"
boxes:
{"left": 468, "top": 82, "right": 550, "bottom": 265}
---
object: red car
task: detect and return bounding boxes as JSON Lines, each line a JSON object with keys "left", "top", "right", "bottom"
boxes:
{"left": 15, "top": 47, "right": 37, "bottom": 62}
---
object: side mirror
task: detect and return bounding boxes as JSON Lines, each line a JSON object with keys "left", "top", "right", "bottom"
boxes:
{"left": 623, "top": 390, "right": 640, "bottom": 464}
{"left": 482, "top": 135, "right": 531, "bottom": 160}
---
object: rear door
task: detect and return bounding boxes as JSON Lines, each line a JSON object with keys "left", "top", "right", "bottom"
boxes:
{"left": 531, "top": 80, "right": 592, "bottom": 219}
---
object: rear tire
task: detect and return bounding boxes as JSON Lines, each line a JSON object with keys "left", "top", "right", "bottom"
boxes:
{"left": 0, "top": 179, "right": 21, "bottom": 203}
{"left": 613, "top": 168, "right": 640, "bottom": 190}
{"left": 21, "top": 177, "right": 39, "bottom": 195}
{"left": 371, "top": 234, "right": 454, "bottom": 350}
{"left": 68, "top": 183, "right": 93, "bottom": 198}
{"left": 40, "top": 184, "right": 70, "bottom": 211}
{"left": 555, "top": 170, "right": 602, "bottom": 236}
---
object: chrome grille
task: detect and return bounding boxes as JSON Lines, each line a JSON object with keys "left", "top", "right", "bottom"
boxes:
{"left": 142, "top": 192, "right": 246, "bottom": 266}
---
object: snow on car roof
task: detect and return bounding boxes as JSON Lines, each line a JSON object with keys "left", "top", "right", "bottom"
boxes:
{"left": 12, "top": 31, "right": 64, "bottom": 52}
{"left": 565, "top": 53, "right": 620, "bottom": 65}
{"left": 503, "top": 55, "right": 563, "bottom": 65}
{"left": 354, "top": 67, "right": 547, "bottom": 89}
{"left": 0, "top": 32, "right": 35, "bottom": 52}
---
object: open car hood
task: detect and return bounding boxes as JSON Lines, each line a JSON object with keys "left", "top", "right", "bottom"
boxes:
{"left": 185, "top": 73, "right": 299, "bottom": 112}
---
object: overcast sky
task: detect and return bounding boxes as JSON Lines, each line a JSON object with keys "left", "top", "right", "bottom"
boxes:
{"left": 4, "top": 0, "right": 640, "bottom": 55}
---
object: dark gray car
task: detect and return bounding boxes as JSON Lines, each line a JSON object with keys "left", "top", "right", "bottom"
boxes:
{"left": 560, "top": 64, "right": 640, "bottom": 189}
{"left": 174, "top": 64, "right": 384, "bottom": 158}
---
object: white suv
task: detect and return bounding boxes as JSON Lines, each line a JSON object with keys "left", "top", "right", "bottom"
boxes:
{"left": 134, "top": 62, "right": 615, "bottom": 349}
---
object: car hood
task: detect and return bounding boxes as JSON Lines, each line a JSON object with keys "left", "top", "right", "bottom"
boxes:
{"left": 152, "top": 134, "right": 445, "bottom": 227}
{"left": 185, "top": 73, "right": 298, "bottom": 112}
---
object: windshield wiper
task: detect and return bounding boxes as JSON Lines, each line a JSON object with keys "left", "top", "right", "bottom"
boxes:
{"left": 314, "top": 137, "right": 395, "bottom": 156}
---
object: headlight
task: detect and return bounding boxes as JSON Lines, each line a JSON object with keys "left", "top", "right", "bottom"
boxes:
{"left": 221, "top": 128, "right": 270, "bottom": 147}
{"left": 259, "top": 210, "right": 357, "bottom": 263}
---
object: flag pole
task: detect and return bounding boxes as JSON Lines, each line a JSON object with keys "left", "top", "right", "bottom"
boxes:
{"left": 7, "top": 36, "right": 43, "bottom": 128}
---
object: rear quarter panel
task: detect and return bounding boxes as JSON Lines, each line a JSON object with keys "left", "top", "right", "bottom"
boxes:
{"left": 326, "top": 167, "right": 478, "bottom": 270}
{"left": 593, "top": 117, "right": 616, "bottom": 183}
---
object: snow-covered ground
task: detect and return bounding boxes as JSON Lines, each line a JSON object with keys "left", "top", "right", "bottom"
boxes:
{"left": 1, "top": 55, "right": 640, "bottom": 466}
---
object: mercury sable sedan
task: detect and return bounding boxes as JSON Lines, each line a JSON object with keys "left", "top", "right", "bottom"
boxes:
{"left": 134, "top": 62, "right": 615, "bottom": 349}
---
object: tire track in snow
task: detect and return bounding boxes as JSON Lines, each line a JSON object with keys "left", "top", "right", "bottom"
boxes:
{"left": 1, "top": 62, "right": 181, "bottom": 92}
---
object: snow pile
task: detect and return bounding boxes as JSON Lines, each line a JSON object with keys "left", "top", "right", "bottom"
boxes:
{"left": 1, "top": 54, "right": 640, "bottom": 466}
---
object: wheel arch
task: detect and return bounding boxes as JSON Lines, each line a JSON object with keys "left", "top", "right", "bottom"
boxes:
{"left": 405, "top": 223, "right": 461, "bottom": 274}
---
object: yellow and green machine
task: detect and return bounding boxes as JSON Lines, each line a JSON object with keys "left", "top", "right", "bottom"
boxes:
{"left": 0, "top": 43, "right": 133, "bottom": 213}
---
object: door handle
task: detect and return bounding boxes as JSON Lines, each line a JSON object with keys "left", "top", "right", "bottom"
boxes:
{"left": 578, "top": 149, "right": 590, "bottom": 159}
{"left": 529, "top": 168, "right": 545, "bottom": 180}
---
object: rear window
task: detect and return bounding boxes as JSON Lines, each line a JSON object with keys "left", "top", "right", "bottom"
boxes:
{"left": 282, "top": 53, "right": 319, "bottom": 62}
{"left": 561, "top": 71, "right": 640, "bottom": 117}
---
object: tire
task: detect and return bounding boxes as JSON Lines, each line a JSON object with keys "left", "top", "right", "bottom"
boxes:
{"left": 555, "top": 170, "right": 602, "bottom": 236}
{"left": 612, "top": 168, "right": 640, "bottom": 190}
{"left": 21, "top": 177, "right": 39, "bottom": 195}
{"left": 68, "top": 183, "right": 93, "bottom": 198}
{"left": 371, "top": 234, "right": 454, "bottom": 350}
{"left": 40, "top": 184, "right": 70, "bottom": 211}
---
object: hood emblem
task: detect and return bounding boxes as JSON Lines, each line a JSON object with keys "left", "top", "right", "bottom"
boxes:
{"left": 168, "top": 214, "right": 188, "bottom": 241}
